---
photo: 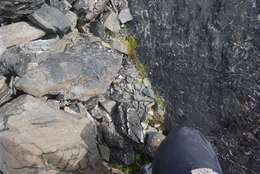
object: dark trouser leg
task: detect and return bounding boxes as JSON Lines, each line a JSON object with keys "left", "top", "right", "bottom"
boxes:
{"left": 152, "top": 127, "right": 223, "bottom": 174}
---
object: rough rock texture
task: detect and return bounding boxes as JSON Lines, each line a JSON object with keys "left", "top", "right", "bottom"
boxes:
{"left": 0, "top": 0, "right": 45, "bottom": 24}
{"left": 48, "top": 0, "right": 72, "bottom": 13}
{"left": 0, "top": 22, "right": 46, "bottom": 47}
{"left": 74, "top": 0, "right": 109, "bottom": 24}
{"left": 104, "top": 12, "right": 121, "bottom": 33}
{"left": 118, "top": 8, "right": 133, "bottom": 24}
{"left": 29, "top": 5, "right": 72, "bottom": 35}
{"left": 129, "top": 0, "right": 260, "bottom": 173}
{"left": 15, "top": 41, "right": 122, "bottom": 100}
{"left": 0, "top": 76, "right": 12, "bottom": 106}
{"left": 0, "top": 39, "right": 6, "bottom": 58}
{"left": 0, "top": 95, "right": 106, "bottom": 174}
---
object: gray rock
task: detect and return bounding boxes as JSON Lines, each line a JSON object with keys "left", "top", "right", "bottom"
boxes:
{"left": 74, "top": 0, "right": 109, "bottom": 23}
{"left": 98, "top": 144, "right": 111, "bottom": 162}
{"left": 15, "top": 40, "right": 122, "bottom": 100}
{"left": 0, "top": 39, "right": 6, "bottom": 58}
{"left": 101, "top": 122, "right": 126, "bottom": 149}
{"left": 89, "top": 21, "right": 106, "bottom": 39}
{"left": 46, "top": 99, "right": 60, "bottom": 110}
{"left": 0, "top": 95, "right": 106, "bottom": 174}
{"left": 0, "top": 0, "right": 45, "bottom": 23}
{"left": 29, "top": 5, "right": 72, "bottom": 35}
{"left": 134, "top": 92, "right": 153, "bottom": 102}
{"left": 90, "top": 106, "right": 111, "bottom": 121}
{"left": 100, "top": 99, "right": 117, "bottom": 114}
{"left": 0, "top": 76, "right": 12, "bottom": 106}
{"left": 104, "top": 12, "right": 121, "bottom": 33}
{"left": 118, "top": 8, "right": 133, "bottom": 24}
{"left": 145, "top": 132, "right": 165, "bottom": 157}
{"left": 65, "top": 11, "right": 78, "bottom": 31}
{"left": 110, "top": 149, "right": 135, "bottom": 165}
{"left": 48, "top": 0, "right": 72, "bottom": 12}
{"left": 19, "top": 37, "right": 60, "bottom": 54}
{"left": 0, "top": 48, "right": 37, "bottom": 76}
{"left": 113, "top": 103, "right": 144, "bottom": 143}
{"left": 111, "top": 38, "right": 128, "bottom": 54}
{"left": 142, "top": 87, "right": 155, "bottom": 99}
{"left": 0, "top": 22, "right": 46, "bottom": 47}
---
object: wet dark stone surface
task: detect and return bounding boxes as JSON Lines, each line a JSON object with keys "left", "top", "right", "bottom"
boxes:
{"left": 129, "top": 0, "right": 260, "bottom": 173}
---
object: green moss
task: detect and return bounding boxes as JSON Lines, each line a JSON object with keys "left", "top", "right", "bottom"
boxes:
{"left": 155, "top": 95, "right": 165, "bottom": 111}
{"left": 136, "top": 63, "right": 148, "bottom": 78}
{"left": 125, "top": 35, "right": 137, "bottom": 57}
{"left": 108, "top": 153, "right": 149, "bottom": 174}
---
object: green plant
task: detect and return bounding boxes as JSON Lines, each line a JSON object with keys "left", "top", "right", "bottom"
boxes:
{"left": 136, "top": 63, "right": 148, "bottom": 78}
{"left": 108, "top": 152, "right": 149, "bottom": 174}
{"left": 125, "top": 35, "right": 137, "bottom": 57}
{"left": 105, "top": 28, "right": 116, "bottom": 37}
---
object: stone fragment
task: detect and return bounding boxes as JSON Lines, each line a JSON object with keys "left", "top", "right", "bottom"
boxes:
{"left": 20, "top": 37, "right": 60, "bottom": 54}
{"left": 145, "top": 132, "right": 165, "bottom": 157}
{"left": 15, "top": 40, "right": 122, "bottom": 100}
{"left": 74, "top": 0, "right": 109, "bottom": 22}
{"left": 104, "top": 12, "right": 121, "bottom": 33}
{"left": 48, "top": 0, "right": 72, "bottom": 12}
{"left": 98, "top": 144, "right": 111, "bottom": 161}
{"left": 142, "top": 87, "right": 155, "bottom": 98}
{"left": 0, "top": 76, "right": 12, "bottom": 106}
{"left": 89, "top": 21, "right": 106, "bottom": 39}
{"left": 100, "top": 99, "right": 117, "bottom": 114}
{"left": 111, "top": 38, "right": 128, "bottom": 54}
{"left": 101, "top": 123, "right": 126, "bottom": 149}
{"left": 0, "top": 48, "right": 38, "bottom": 76}
{"left": 118, "top": 8, "right": 133, "bottom": 24}
{"left": 110, "top": 149, "right": 135, "bottom": 165}
{"left": 0, "top": 22, "right": 46, "bottom": 47}
{"left": 65, "top": 11, "right": 78, "bottom": 30}
{"left": 113, "top": 104, "right": 145, "bottom": 143}
{"left": 90, "top": 106, "right": 110, "bottom": 121}
{"left": 0, "top": 95, "right": 104, "bottom": 174}
{"left": 29, "top": 5, "right": 72, "bottom": 35}
{"left": 0, "top": 38, "right": 6, "bottom": 58}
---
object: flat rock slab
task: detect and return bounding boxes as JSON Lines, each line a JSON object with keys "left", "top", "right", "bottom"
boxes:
{"left": 0, "top": 22, "right": 46, "bottom": 47}
{"left": 0, "top": 95, "right": 102, "bottom": 174}
{"left": 29, "top": 5, "right": 72, "bottom": 35}
{"left": 15, "top": 41, "right": 122, "bottom": 100}
{"left": 104, "top": 12, "right": 121, "bottom": 32}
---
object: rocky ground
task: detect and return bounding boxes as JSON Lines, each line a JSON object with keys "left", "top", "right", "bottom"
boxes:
{"left": 0, "top": 1, "right": 165, "bottom": 174}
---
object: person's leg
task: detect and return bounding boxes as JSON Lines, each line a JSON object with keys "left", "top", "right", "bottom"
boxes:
{"left": 152, "top": 127, "right": 223, "bottom": 174}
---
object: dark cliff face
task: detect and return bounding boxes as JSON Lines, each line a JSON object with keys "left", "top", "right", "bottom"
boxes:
{"left": 129, "top": 0, "right": 260, "bottom": 173}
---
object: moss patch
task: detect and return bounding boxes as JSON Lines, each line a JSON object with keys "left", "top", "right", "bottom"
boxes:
{"left": 125, "top": 35, "right": 137, "bottom": 58}
{"left": 108, "top": 153, "right": 149, "bottom": 174}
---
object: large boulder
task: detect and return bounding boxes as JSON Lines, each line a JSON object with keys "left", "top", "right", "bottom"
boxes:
{"left": 129, "top": 0, "right": 260, "bottom": 173}
{"left": 0, "top": 95, "right": 106, "bottom": 174}
{"left": 15, "top": 41, "right": 122, "bottom": 100}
